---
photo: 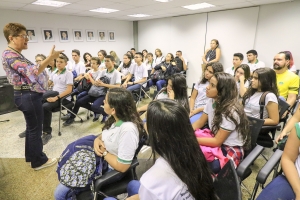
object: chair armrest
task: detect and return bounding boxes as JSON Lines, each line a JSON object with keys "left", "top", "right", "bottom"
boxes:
{"left": 60, "top": 93, "right": 72, "bottom": 101}
{"left": 236, "top": 145, "right": 264, "bottom": 179}
{"left": 260, "top": 125, "right": 281, "bottom": 131}
{"left": 93, "top": 158, "right": 139, "bottom": 191}
{"left": 256, "top": 149, "right": 283, "bottom": 184}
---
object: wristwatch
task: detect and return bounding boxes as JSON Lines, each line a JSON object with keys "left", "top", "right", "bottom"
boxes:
{"left": 103, "top": 151, "right": 108, "bottom": 157}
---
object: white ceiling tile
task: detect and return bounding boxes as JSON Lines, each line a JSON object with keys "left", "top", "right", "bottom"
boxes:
{"left": 121, "top": 0, "right": 157, "bottom": 7}
{"left": 101, "top": 3, "right": 136, "bottom": 10}
{"left": 64, "top": 3, "right": 99, "bottom": 10}
{"left": 75, "top": 0, "right": 115, "bottom": 7}
{"left": 47, "top": 8, "right": 82, "bottom": 14}
{"left": 172, "top": 0, "right": 209, "bottom": 7}
{"left": 0, "top": 2, "right": 27, "bottom": 9}
{"left": 220, "top": 2, "right": 254, "bottom": 9}
{"left": 2, "top": 0, "right": 34, "bottom": 3}
{"left": 209, "top": 0, "right": 247, "bottom": 6}
{"left": 249, "top": 0, "right": 291, "bottom": 6}
{"left": 19, "top": 4, "right": 58, "bottom": 12}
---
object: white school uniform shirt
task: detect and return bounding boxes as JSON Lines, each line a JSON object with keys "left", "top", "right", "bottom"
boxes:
{"left": 155, "top": 56, "right": 165, "bottom": 65}
{"left": 50, "top": 68, "right": 73, "bottom": 101}
{"left": 225, "top": 66, "right": 236, "bottom": 76}
{"left": 130, "top": 63, "right": 148, "bottom": 87}
{"left": 289, "top": 64, "right": 297, "bottom": 72}
{"left": 118, "top": 62, "right": 134, "bottom": 77}
{"left": 236, "top": 80, "right": 250, "bottom": 99}
{"left": 70, "top": 61, "right": 86, "bottom": 75}
{"left": 193, "top": 82, "right": 209, "bottom": 109}
{"left": 87, "top": 69, "right": 102, "bottom": 80}
{"left": 95, "top": 68, "right": 121, "bottom": 85}
{"left": 145, "top": 61, "right": 156, "bottom": 71}
{"left": 204, "top": 98, "right": 244, "bottom": 147}
{"left": 139, "top": 157, "right": 195, "bottom": 200}
{"left": 244, "top": 92, "right": 278, "bottom": 119}
{"left": 248, "top": 60, "right": 266, "bottom": 72}
{"left": 102, "top": 121, "right": 139, "bottom": 169}
{"left": 293, "top": 123, "right": 300, "bottom": 177}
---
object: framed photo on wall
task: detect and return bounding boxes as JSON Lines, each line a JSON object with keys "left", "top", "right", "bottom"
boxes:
{"left": 41, "top": 28, "right": 54, "bottom": 42}
{"left": 86, "top": 30, "right": 95, "bottom": 42}
{"left": 73, "top": 29, "right": 83, "bottom": 42}
{"left": 26, "top": 28, "right": 37, "bottom": 43}
{"left": 98, "top": 30, "right": 106, "bottom": 42}
{"left": 58, "top": 29, "right": 70, "bottom": 42}
{"left": 108, "top": 31, "right": 115, "bottom": 42}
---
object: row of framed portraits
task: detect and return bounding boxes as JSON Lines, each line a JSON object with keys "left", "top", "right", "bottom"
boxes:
{"left": 26, "top": 28, "right": 116, "bottom": 43}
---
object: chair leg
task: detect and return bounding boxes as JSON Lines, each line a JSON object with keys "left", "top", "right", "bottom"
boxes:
{"left": 58, "top": 104, "right": 62, "bottom": 136}
{"left": 241, "top": 182, "right": 251, "bottom": 196}
{"left": 62, "top": 105, "right": 83, "bottom": 123}
{"left": 250, "top": 182, "right": 260, "bottom": 200}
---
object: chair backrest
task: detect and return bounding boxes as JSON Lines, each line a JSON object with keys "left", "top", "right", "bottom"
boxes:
{"left": 278, "top": 98, "right": 290, "bottom": 118}
{"left": 213, "top": 160, "right": 242, "bottom": 200}
{"left": 247, "top": 116, "right": 264, "bottom": 150}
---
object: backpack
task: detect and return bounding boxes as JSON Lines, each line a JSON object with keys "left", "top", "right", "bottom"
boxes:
{"left": 150, "top": 69, "right": 165, "bottom": 81}
{"left": 88, "top": 76, "right": 111, "bottom": 97}
{"left": 175, "top": 56, "right": 184, "bottom": 72}
{"left": 56, "top": 135, "right": 107, "bottom": 198}
{"left": 77, "top": 77, "right": 92, "bottom": 93}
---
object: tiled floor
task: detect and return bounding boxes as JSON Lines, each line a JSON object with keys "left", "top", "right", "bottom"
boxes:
{"left": 0, "top": 90, "right": 279, "bottom": 200}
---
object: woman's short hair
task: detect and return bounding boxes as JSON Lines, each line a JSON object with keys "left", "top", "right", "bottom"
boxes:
{"left": 3, "top": 23, "right": 26, "bottom": 43}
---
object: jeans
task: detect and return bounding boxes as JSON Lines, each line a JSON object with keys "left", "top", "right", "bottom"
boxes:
{"left": 14, "top": 90, "right": 48, "bottom": 168}
{"left": 54, "top": 183, "right": 72, "bottom": 200}
{"left": 256, "top": 175, "right": 295, "bottom": 200}
{"left": 42, "top": 98, "right": 71, "bottom": 135}
{"left": 126, "top": 84, "right": 142, "bottom": 92}
{"left": 148, "top": 79, "right": 166, "bottom": 92}
{"left": 103, "top": 180, "right": 141, "bottom": 200}
{"left": 190, "top": 112, "right": 203, "bottom": 124}
{"left": 70, "top": 95, "right": 106, "bottom": 119}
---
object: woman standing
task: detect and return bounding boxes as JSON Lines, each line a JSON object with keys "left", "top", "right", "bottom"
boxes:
{"left": 2, "top": 23, "right": 63, "bottom": 170}
{"left": 202, "top": 39, "right": 221, "bottom": 71}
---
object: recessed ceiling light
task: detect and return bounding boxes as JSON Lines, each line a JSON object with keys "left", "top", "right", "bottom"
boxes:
{"left": 32, "top": 0, "right": 70, "bottom": 7}
{"left": 155, "top": 0, "right": 173, "bottom": 2}
{"left": 89, "top": 8, "right": 119, "bottom": 13}
{"left": 128, "top": 14, "right": 151, "bottom": 18}
{"left": 183, "top": 2, "right": 215, "bottom": 10}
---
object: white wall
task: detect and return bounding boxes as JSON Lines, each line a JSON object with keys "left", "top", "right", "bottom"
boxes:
{"left": 138, "top": 1, "right": 300, "bottom": 87}
{"left": 0, "top": 9, "right": 133, "bottom": 76}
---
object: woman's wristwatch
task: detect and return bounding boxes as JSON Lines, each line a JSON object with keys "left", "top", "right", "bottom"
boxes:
{"left": 103, "top": 151, "right": 108, "bottom": 157}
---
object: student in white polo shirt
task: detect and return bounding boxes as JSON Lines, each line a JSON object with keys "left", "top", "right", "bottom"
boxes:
{"left": 192, "top": 72, "right": 250, "bottom": 173}
{"left": 225, "top": 53, "right": 244, "bottom": 76}
{"left": 55, "top": 88, "right": 145, "bottom": 200}
{"left": 103, "top": 99, "right": 216, "bottom": 200}
{"left": 122, "top": 52, "right": 148, "bottom": 92}
{"left": 70, "top": 49, "right": 86, "bottom": 79}
{"left": 64, "top": 55, "right": 121, "bottom": 125}
{"left": 42, "top": 55, "right": 73, "bottom": 145}
{"left": 246, "top": 50, "right": 266, "bottom": 73}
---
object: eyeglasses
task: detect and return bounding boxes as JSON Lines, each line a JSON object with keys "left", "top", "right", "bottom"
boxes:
{"left": 16, "top": 35, "right": 29, "bottom": 39}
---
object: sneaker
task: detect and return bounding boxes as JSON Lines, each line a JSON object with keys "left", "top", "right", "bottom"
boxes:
{"left": 19, "top": 130, "right": 26, "bottom": 138}
{"left": 34, "top": 158, "right": 57, "bottom": 171}
{"left": 63, "top": 118, "right": 74, "bottom": 126}
{"left": 61, "top": 113, "right": 71, "bottom": 120}
{"left": 42, "top": 133, "right": 52, "bottom": 145}
{"left": 93, "top": 114, "right": 101, "bottom": 122}
{"left": 101, "top": 115, "right": 107, "bottom": 123}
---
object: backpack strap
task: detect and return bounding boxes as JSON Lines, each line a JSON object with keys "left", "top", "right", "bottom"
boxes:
{"left": 259, "top": 92, "right": 270, "bottom": 119}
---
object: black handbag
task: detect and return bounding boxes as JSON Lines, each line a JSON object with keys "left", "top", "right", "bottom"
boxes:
{"left": 150, "top": 69, "right": 165, "bottom": 81}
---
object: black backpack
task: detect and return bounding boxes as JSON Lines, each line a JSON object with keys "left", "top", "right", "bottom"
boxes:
{"left": 175, "top": 56, "right": 183, "bottom": 72}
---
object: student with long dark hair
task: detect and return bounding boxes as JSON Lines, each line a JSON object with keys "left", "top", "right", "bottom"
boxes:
{"left": 105, "top": 99, "right": 217, "bottom": 200}
{"left": 189, "top": 62, "right": 223, "bottom": 123}
{"left": 235, "top": 64, "right": 250, "bottom": 99}
{"left": 242, "top": 67, "right": 279, "bottom": 125}
{"left": 117, "top": 53, "right": 133, "bottom": 83}
{"left": 137, "top": 73, "right": 189, "bottom": 113}
{"left": 193, "top": 72, "right": 250, "bottom": 172}
{"left": 83, "top": 52, "right": 92, "bottom": 71}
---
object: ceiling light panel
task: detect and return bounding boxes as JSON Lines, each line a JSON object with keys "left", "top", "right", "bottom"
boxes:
{"left": 90, "top": 8, "right": 119, "bottom": 13}
{"left": 155, "top": 0, "right": 173, "bottom": 2}
{"left": 128, "top": 14, "right": 151, "bottom": 17}
{"left": 183, "top": 2, "right": 215, "bottom": 10}
{"left": 32, "top": 0, "right": 70, "bottom": 7}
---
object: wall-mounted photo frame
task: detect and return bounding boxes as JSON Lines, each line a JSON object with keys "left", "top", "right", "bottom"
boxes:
{"left": 58, "top": 29, "right": 70, "bottom": 43}
{"left": 41, "top": 28, "right": 54, "bottom": 42}
{"left": 73, "top": 29, "right": 83, "bottom": 42}
{"left": 86, "top": 30, "right": 95, "bottom": 42}
{"left": 98, "top": 30, "right": 106, "bottom": 42}
{"left": 108, "top": 31, "right": 115, "bottom": 42}
{"left": 26, "top": 28, "right": 38, "bottom": 43}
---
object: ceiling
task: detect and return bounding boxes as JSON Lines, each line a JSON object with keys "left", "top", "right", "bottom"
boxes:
{"left": 0, "top": 0, "right": 293, "bottom": 21}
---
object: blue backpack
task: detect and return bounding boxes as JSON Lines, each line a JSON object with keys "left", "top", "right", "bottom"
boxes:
{"left": 56, "top": 135, "right": 107, "bottom": 198}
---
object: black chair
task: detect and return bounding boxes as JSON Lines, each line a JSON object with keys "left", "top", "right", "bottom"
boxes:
{"left": 77, "top": 134, "right": 148, "bottom": 200}
{"left": 214, "top": 159, "right": 242, "bottom": 200}
{"left": 250, "top": 149, "right": 283, "bottom": 200}
{"left": 257, "top": 98, "right": 290, "bottom": 148}
{"left": 132, "top": 70, "right": 153, "bottom": 105}
{"left": 236, "top": 116, "right": 265, "bottom": 195}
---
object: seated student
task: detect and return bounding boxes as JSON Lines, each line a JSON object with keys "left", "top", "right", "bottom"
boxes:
{"left": 192, "top": 72, "right": 250, "bottom": 173}
{"left": 83, "top": 52, "right": 92, "bottom": 71}
{"left": 137, "top": 73, "right": 189, "bottom": 113}
{"left": 257, "top": 124, "right": 300, "bottom": 200}
{"left": 98, "top": 50, "right": 107, "bottom": 70}
{"left": 225, "top": 53, "right": 243, "bottom": 76}
{"left": 105, "top": 99, "right": 217, "bottom": 200}
{"left": 273, "top": 51, "right": 299, "bottom": 110}
{"left": 63, "top": 55, "right": 121, "bottom": 125}
{"left": 70, "top": 49, "right": 86, "bottom": 81}
{"left": 54, "top": 88, "right": 145, "bottom": 200}
{"left": 42, "top": 55, "right": 73, "bottom": 145}
{"left": 117, "top": 53, "right": 134, "bottom": 84}
{"left": 148, "top": 53, "right": 180, "bottom": 92}
{"left": 154, "top": 48, "right": 165, "bottom": 65}
{"left": 246, "top": 50, "right": 266, "bottom": 73}
{"left": 242, "top": 67, "right": 279, "bottom": 125}
{"left": 121, "top": 52, "right": 148, "bottom": 92}
{"left": 145, "top": 53, "right": 155, "bottom": 72}
{"left": 190, "top": 62, "right": 223, "bottom": 124}
{"left": 234, "top": 64, "right": 250, "bottom": 99}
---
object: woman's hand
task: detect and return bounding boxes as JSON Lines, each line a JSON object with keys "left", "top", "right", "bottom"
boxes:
{"left": 168, "top": 89, "right": 175, "bottom": 99}
{"left": 49, "top": 45, "right": 64, "bottom": 59}
{"left": 161, "top": 66, "right": 166, "bottom": 71}
{"left": 94, "top": 137, "right": 106, "bottom": 156}
{"left": 126, "top": 194, "right": 140, "bottom": 200}
{"left": 239, "top": 75, "right": 245, "bottom": 83}
{"left": 189, "top": 110, "right": 195, "bottom": 117}
{"left": 171, "top": 61, "right": 176, "bottom": 65}
{"left": 275, "top": 131, "right": 288, "bottom": 144}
